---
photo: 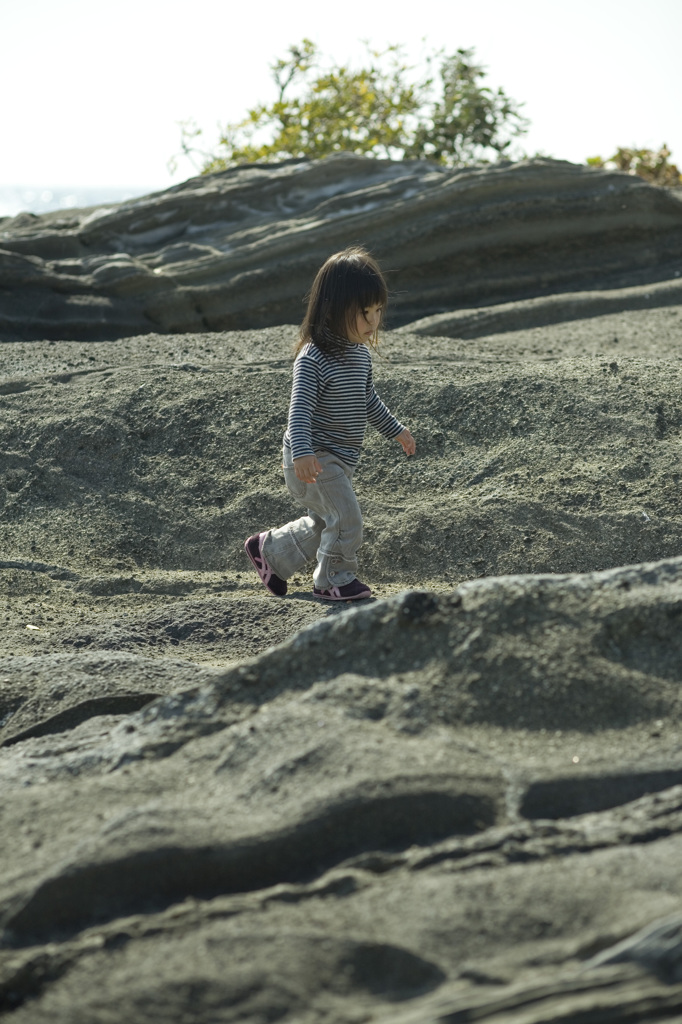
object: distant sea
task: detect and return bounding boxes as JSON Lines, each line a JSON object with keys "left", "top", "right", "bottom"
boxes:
{"left": 0, "top": 185, "right": 161, "bottom": 219}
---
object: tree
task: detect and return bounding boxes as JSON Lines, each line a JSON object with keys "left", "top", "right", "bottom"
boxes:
{"left": 404, "top": 49, "right": 529, "bottom": 164}
{"left": 587, "top": 145, "right": 682, "bottom": 187}
{"left": 175, "top": 40, "right": 529, "bottom": 174}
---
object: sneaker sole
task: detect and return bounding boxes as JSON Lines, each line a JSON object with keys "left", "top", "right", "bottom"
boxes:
{"left": 313, "top": 586, "right": 371, "bottom": 601}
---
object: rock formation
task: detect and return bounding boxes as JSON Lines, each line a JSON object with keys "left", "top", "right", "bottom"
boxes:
{"left": 1, "top": 154, "right": 682, "bottom": 340}
{"left": 2, "top": 564, "right": 682, "bottom": 1022}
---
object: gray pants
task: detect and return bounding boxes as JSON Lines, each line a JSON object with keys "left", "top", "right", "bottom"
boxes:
{"left": 262, "top": 447, "right": 363, "bottom": 589}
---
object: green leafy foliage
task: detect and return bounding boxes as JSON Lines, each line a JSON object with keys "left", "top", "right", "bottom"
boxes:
{"left": 404, "top": 50, "right": 529, "bottom": 164}
{"left": 175, "top": 40, "right": 529, "bottom": 173}
{"left": 587, "top": 145, "right": 682, "bottom": 187}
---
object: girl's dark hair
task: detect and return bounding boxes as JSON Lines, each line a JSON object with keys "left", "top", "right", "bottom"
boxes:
{"left": 296, "top": 246, "right": 388, "bottom": 357}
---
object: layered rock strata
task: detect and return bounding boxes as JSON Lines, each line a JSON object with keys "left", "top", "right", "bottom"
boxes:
{"left": 1, "top": 155, "right": 681, "bottom": 340}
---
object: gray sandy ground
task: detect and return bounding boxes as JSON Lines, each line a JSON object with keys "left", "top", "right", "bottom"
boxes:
{"left": 2, "top": 297, "right": 682, "bottom": 1022}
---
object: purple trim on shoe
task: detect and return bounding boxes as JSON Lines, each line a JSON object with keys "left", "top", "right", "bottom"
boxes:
{"left": 244, "top": 532, "right": 287, "bottom": 597}
{"left": 313, "top": 579, "right": 371, "bottom": 601}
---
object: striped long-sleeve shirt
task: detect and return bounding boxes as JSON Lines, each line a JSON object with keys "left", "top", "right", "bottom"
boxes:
{"left": 284, "top": 342, "right": 404, "bottom": 467}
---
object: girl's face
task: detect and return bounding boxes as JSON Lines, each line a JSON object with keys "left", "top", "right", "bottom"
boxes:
{"left": 349, "top": 303, "right": 383, "bottom": 344}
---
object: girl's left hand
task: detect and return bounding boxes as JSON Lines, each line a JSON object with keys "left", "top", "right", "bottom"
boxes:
{"left": 396, "top": 428, "right": 416, "bottom": 456}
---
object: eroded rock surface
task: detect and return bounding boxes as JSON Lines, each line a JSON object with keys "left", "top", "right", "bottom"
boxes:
{"left": 1, "top": 568, "right": 682, "bottom": 1022}
{"left": 2, "top": 154, "right": 682, "bottom": 339}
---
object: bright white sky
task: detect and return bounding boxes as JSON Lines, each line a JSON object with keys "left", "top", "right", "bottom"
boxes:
{"left": 2, "top": 0, "right": 681, "bottom": 190}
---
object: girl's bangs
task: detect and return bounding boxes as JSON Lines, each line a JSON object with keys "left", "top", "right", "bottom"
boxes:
{"left": 354, "top": 270, "right": 388, "bottom": 311}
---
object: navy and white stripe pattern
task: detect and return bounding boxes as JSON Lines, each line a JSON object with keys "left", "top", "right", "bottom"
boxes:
{"left": 285, "top": 341, "right": 404, "bottom": 467}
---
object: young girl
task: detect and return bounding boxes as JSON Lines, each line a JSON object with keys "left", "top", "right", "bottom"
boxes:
{"left": 244, "top": 246, "right": 416, "bottom": 601}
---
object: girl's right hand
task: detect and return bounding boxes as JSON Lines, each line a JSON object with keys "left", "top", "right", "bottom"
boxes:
{"left": 396, "top": 428, "right": 416, "bottom": 456}
{"left": 294, "top": 455, "right": 323, "bottom": 483}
